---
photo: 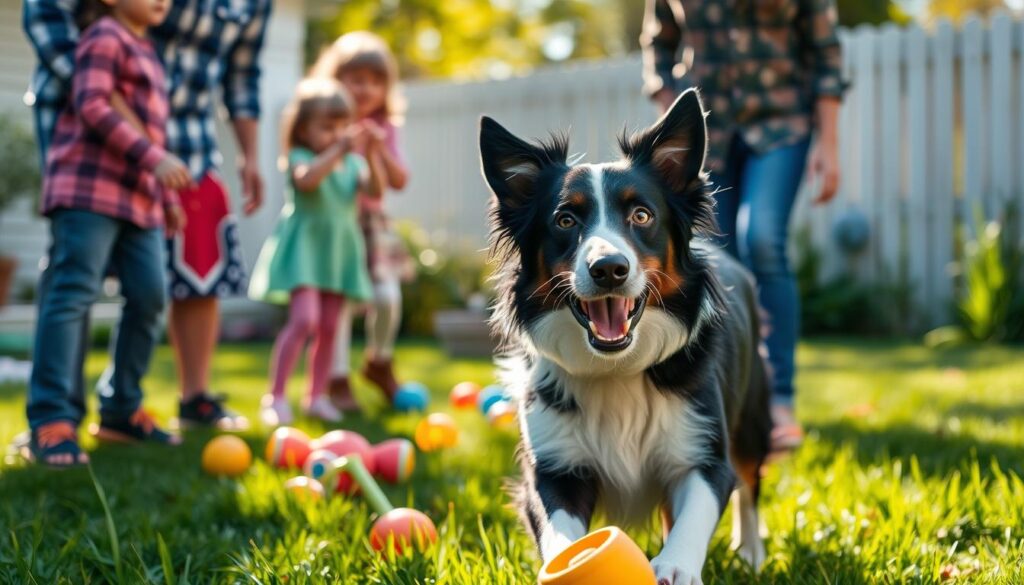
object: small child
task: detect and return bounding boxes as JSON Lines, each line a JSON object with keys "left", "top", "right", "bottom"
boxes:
{"left": 25, "top": 0, "right": 188, "bottom": 467}
{"left": 250, "top": 78, "right": 385, "bottom": 426}
{"left": 310, "top": 32, "right": 415, "bottom": 409}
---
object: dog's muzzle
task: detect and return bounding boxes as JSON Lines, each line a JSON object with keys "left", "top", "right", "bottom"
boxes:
{"left": 569, "top": 292, "right": 648, "bottom": 352}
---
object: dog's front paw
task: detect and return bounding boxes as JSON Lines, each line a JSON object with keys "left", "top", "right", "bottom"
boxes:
{"left": 651, "top": 555, "right": 703, "bottom": 585}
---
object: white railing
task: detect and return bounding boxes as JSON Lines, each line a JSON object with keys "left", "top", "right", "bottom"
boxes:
{"left": 395, "top": 13, "right": 1024, "bottom": 329}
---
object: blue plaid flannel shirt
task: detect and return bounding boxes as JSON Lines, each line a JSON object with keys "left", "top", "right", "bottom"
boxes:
{"left": 23, "top": 0, "right": 272, "bottom": 176}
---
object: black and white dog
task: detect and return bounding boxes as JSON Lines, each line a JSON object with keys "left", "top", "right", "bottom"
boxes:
{"left": 478, "top": 90, "right": 774, "bottom": 584}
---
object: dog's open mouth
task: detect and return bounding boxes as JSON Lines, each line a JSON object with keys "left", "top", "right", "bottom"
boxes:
{"left": 568, "top": 292, "right": 648, "bottom": 352}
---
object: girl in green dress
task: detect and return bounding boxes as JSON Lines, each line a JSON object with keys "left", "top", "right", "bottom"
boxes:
{"left": 250, "top": 78, "right": 385, "bottom": 425}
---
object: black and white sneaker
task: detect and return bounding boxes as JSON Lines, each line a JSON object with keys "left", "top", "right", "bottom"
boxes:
{"left": 178, "top": 392, "right": 249, "bottom": 431}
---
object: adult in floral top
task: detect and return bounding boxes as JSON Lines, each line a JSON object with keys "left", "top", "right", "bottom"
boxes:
{"left": 642, "top": 0, "right": 845, "bottom": 451}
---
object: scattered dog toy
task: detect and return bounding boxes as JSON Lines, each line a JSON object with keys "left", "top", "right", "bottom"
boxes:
{"left": 393, "top": 382, "right": 430, "bottom": 412}
{"left": 201, "top": 435, "right": 252, "bottom": 477}
{"left": 370, "top": 438, "right": 416, "bottom": 483}
{"left": 537, "top": 527, "right": 655, "bottom": 585}
{"left": 449, "top": 381, "right": 481, "bottom": 409}
{"left": 476, "top": 385, "right": 506, "bottom": 414}
{"left": 321, "top": 456, "right": 438, "bottom": 554}
{"left": 486, "top": 400, "right": 517, "bottom": 428}
{"left": 314, "top": 430, "right": 374, "bottom": 473}
{"left": 284, "top": 476, "right": 325, "bottom": 501}
{"left": 265, "top": 427, "right": 313, "bottom": 470}
{"left": 414, "top": 413, "right": 459, "bottom": 452}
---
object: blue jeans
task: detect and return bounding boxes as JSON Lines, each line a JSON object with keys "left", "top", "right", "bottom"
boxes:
{"left": 27, "top": 210, "right": 166, "bottom": 429}
{"left": 712, "top": 136, "right": 810, "bottom": 406}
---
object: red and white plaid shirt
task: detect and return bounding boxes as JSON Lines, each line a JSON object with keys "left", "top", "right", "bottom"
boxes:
{"left": 42, "top": 17, "right": 177, "bottom": 229}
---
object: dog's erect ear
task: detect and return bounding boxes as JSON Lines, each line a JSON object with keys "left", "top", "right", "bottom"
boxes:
{"left": 620, "top": 89, "right": 707, "bottom": 193}
{"left": 479, "top": 116, "right": 567, "bottom": 210}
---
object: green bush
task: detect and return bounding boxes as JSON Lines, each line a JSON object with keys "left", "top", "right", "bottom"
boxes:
{"left": 0, "top": 114, "right": 40, "bottom": 214}
{"left": 933, "top": 203, "right": 1024, "bottom": 344}
{"left": 396, "top": 222, "right": 493, "bottom": 337}
{"left": 794, "top": 228, "right": 909, "bottom": 336}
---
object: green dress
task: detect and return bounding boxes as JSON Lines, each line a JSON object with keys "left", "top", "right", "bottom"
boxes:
{"left": 249, "top": 148, "right": 374, "bottom": 304}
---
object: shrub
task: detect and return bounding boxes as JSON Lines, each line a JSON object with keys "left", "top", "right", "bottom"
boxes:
{"left": 0, "top": 115, "right": 40, "bottom": 215}
{"left": 933, "top": 203, "right": 1024, "bottom": 344}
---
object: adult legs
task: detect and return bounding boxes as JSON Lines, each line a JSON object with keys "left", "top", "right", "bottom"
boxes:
{"left": 735, "top": 138, "right": 810, "bottom": 407}
{"left": 710, "top": 136, "right": 749, "bottom": 256}
{"left": 168, "top": 297, "right": 219, "bottom": 401}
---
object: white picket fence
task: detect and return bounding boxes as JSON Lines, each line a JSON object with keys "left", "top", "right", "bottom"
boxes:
{"left": 394, "top": 13, "right": 1024, "bottom": 330}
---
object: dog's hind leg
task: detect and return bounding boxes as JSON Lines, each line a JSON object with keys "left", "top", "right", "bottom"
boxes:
{"left": 518, "top": 465, "right": 599, "bottom": 562}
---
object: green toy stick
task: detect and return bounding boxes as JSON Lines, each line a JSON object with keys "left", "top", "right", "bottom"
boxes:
{"left": 322, "top": 455, "right": 393, "bottom": 514}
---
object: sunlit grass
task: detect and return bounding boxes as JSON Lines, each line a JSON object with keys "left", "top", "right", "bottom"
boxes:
{"left": 1, "top": 339, "right": 1023, "bottom": 583}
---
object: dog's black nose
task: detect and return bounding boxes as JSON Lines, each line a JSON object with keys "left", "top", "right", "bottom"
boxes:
{"left": 589, "top": 254, "right": 630, "bottom": 289}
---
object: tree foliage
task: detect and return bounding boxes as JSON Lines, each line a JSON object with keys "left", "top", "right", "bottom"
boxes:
{"left": 308, "top": 0, "right": 921, "bottom": 81}
{"left": 928, "top": 0, "right": 1010, "bottom": 21}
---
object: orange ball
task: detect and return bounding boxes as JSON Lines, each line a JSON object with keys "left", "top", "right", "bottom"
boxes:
{"left": 370, "top": 508, "right": 438, "bottom": 553}
{"left": 265, "top": 427, "right": 313, "bottom": 469}
{"left": 201, "top": 435, "right": 252, "bottom": 477}
{"left": 284, "top": 476, "right": 325, "bottom": 502}
{"left": 449, "top": 382, "right": 482, "bottom": 409}
{"left": 414, "top": 413, "right": 459, "bottom": 452}
{"left": 486, "top": 400, "right": 517, "bottom": 428}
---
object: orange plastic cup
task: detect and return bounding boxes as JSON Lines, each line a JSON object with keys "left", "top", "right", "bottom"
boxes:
{"left": 537, "top": 527, "right": 656, "bottom": 585}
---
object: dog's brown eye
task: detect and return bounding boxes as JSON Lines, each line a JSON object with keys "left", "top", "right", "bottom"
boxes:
{"left": 556, "top": 213, "right": 577, "bottom": 229}
{"left": 631, "top": 207, "right": 653, "bottom": 225}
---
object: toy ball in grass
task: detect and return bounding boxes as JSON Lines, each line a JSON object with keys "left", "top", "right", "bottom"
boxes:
{"left": 303, "top": 449, "right": 339, "bottom": 482}
{"left": 370, "top": 438, "right": 416, "bottom": 483}
{"left": 201, "top": 435, "right": 252, "bottom": 477}
{"left": 486, "top": 400, "right": 517, "bottom": 428}
{"left": 414, "top": 413, "right": 459, "bottom": 452}
{"left": 369, "top": 508, "right": 438, "bottom": 554}
{"left": 314, "top": 430, "right": 373, "bottom": 473}
{"left": 449, "top": 382, "right": 481, "bottom": 409}
{"left": 393, "top": 382, "right": 429, "bottom": 412}
{"left": 477, "top": 385, "right": 506, "bottom": 415}
{"left": 265, "top": 427, "right": 313, "bottom": 469}
{"left": 284, "top": 476, "right": 325, "bottom": 502}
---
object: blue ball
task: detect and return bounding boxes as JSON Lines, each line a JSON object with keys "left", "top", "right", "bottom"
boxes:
{"left": 477, "top": 385, "right": 506, "bottom": 415}
{"left": 393, "top": 382, "right": 429, "bottom": 412}
{"left": 832, "top": 209, "right": 871, "bottom": 255}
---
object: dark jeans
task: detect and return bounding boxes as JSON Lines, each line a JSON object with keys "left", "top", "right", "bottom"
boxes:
{"left": 712, "top": 136, "right": 811, "bottom": 406}
{"left": 27, "top": 209, "right": 166, "bottom": 429}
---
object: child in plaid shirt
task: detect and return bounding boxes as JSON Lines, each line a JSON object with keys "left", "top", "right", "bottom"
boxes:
{"left": 25, "top": 0, "right": 188, "bottom": 467}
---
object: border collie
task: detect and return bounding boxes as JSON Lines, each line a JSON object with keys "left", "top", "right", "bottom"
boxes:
{"left": 478, "top": 90, "right": 773, "bottom": 584}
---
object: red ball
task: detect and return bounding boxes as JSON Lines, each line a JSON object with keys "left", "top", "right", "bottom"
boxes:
{"left": 370, "top": 439, "right": 416, "bottom": 484}
{"left": 449, "top": 382, "right": 482, "bottom": 409}
{"left": 313, "top": 430, "right": 373, "bottom": 494}
{"left": 370, "top": 508, "right": 438, "bottom": 554}
{"left": 265, "top": 427, "right": 312, "bottom": 469}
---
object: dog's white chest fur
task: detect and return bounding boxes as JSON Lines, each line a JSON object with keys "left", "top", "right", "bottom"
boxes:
{"left": 520, "top": 360, "right": 711, "bottom": 525}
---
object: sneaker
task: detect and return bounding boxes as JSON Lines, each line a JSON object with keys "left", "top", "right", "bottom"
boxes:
{"left": 327, "top": 377, "right": 360, "bottom": 412}
{"left": 90, "top": 409, "right": 182, "bottom": 445}
{"left": 361, "top": 358, "right": 399, "bottom": 402}
{"left": 178, "top": 392, "right": 250, "bottom": 430}
{"left": 260, "top": 394, "right": 294, "bottom": 428}
{"left": 303, "top": 395, "right": 343, "bottom": 423}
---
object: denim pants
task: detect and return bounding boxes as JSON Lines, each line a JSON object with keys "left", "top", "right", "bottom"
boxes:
{"left": 711, "top": 136, "right": 810, "bottom": 406}
{"left": 27, "top": 209, "right": 166, "bottom": 429}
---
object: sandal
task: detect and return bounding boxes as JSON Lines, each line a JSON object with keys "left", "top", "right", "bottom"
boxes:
{"left": 23, "top": 421, "right": 89, "bottom": 468}
{"left": 90, "top": 409, "right": 182, "bottom": 445}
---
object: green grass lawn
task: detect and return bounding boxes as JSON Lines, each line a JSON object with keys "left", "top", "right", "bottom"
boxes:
{"left": 1, "top": 339, "right": 1023, "bottom": 584}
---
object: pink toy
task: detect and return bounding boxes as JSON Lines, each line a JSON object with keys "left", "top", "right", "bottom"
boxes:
{"left": 449, "top": 381, "right": 481, "bottom": 409}
{"left": 369, "top": 438, "right": 416, "bottom": 484}
{"left": 265, "top": 427, "right": 313, "bottom": 469}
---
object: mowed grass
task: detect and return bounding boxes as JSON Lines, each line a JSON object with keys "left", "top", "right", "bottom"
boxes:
{"left": 1, "top": 339, "right": 1023, "bottom": 584}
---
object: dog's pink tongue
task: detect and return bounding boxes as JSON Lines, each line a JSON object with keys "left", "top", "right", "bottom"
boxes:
{"left": 584, "top": 298, "right": 629, "bottom": 340}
